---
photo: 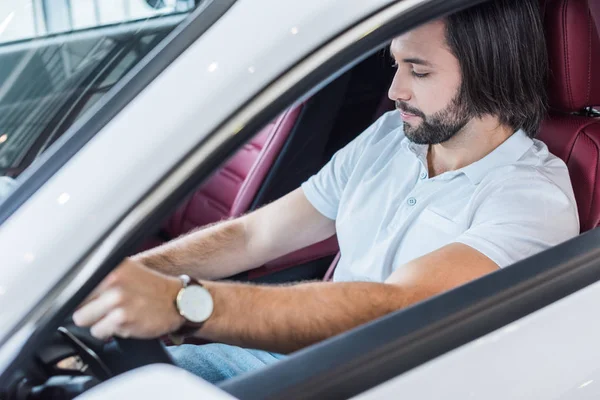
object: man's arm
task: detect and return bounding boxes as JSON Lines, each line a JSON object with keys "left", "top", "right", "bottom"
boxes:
{"left": 134, "top": 188, "right": 335, "bottom": 280}
{"left": 195, "top": 243, "right": 498, "bottom": 353}
{"left": 73, "top": 242, "right": 498, "bottom": 353}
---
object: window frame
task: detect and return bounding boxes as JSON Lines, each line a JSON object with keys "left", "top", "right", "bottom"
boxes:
{"left": 0, "top": 0, "right": 237, "bottom": 384}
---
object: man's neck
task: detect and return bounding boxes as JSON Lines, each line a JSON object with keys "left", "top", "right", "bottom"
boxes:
{"left": 427, "top": 116, "right": 514, "bottom": 177}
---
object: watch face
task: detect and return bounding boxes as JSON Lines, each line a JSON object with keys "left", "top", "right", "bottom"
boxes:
{"left": 177, "top": 285, "right": 214, "bottom": 323}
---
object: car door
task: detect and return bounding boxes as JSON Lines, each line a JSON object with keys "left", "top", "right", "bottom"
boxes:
{"left": 5, "top": 0, "right": 599, "bottom": 398}
{"left": 0, "top": 0, "right": 402, "bottom": 390}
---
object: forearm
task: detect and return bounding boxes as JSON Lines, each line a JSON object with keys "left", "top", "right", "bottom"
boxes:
{"left": 133, "top": 189, "right": 336, "bottom": 281}
{"left": 195, "top": 280, "right": 424, "bottom": 354}
{"left": 133, "top": 218, "right": 265, "bottom": 280}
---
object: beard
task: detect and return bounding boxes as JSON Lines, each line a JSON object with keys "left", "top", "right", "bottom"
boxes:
{"left": 396, "top": 86, "right": 474, "bottom": 145}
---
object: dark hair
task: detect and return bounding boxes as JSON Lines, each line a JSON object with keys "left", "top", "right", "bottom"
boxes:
{"left": 445, "top": 0, "right": 548, "bottom": 137}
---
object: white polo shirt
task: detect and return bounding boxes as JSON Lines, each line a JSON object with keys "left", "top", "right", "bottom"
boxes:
{"left": 301, "top": 111, "right": 579, "bottom": 283}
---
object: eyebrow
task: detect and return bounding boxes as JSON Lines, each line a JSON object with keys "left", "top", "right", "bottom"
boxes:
{"left": 388, "top": 48, "right": 434, "bottom": 67}
{"left": 401, "top": 57, "right": 433, "bottom": 67}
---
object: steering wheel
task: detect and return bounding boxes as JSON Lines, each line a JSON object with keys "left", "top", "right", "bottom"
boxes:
{"left": 6, "top": 323, "right": 175, "bottom": 399}
{"left": 37, "top": 322, "right": 174, "bottom": 380}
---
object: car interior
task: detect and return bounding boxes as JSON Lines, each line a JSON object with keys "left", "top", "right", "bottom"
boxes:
{"left": 1, "top": 0, "right": 600, "bottom": 398}
{"left": 137, "top": 49, "right": 396, "bottom": 284}
{"left": 141, "top": 0, "right": 600, "bottom": 284}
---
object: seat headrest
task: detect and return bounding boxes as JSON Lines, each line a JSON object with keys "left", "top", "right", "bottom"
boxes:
{"left": 543, "top": 0, "right": 600, "bottom": 112}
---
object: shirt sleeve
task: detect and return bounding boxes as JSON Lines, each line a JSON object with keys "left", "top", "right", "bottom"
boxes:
{"left": 301, "top": 113, "right": 391, "bottom": 220}
{"left": 455, "top": 173, "right": 580, "bottom": 268}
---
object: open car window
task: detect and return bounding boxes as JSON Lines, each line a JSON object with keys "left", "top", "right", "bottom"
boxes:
{"left": 0, "top": 0, "right": 195, "bottom": 43}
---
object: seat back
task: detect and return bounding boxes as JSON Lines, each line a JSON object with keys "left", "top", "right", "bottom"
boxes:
{"left": 162, "top": 107, "right": 302, "bottom": 238}
{"left": 538, "top": 0, "right": 600, "bottom": 232}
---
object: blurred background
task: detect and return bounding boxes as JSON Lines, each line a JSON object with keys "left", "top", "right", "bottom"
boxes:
{"left": 0, "top": 0, "right": 198, "bottom": 177}
{"left": 0, "top": 0, "right": 195, "bottom": 44}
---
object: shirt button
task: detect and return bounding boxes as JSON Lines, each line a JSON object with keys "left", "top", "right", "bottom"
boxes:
{"left": 407, "top": 197, "right": 417, "bottom": 206}
{"left": 419, "top": 171, "right": 427, "bottom": 180}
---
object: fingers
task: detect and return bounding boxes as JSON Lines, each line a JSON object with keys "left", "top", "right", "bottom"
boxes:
{"left": 89, "top": 309, "right": 130, "bottom": 340}
{"left": 77, "top": 284, "right": 107, "bottom": 310}
{"left": 73, "top": 288, "right": 124, "bottom": 328}
{"left": 77, "top": 260, "right": 128, "bottom": 309}
{"left": 76, "top": 259, "right": 135, "bottom": 310}
{"left": 72, "top": 258, "right": 179, "bottom": 340}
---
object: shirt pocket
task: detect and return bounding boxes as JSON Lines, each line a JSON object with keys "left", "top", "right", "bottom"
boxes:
{"left": 396, "top": 208, "right": 465, "bottom": 264}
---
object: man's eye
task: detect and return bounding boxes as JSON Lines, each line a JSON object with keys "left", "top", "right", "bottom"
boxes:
{"left": 411, "top": 71, "right": 429, "bottom": 78}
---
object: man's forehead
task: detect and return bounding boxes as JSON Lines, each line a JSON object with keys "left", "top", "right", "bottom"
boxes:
{"left": 390, "top": 20, "right": 449, "bottom": 59}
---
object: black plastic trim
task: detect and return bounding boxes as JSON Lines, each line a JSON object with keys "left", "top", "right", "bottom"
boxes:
{"left": 0, "top": 0, "right": 236, "bottom": 227}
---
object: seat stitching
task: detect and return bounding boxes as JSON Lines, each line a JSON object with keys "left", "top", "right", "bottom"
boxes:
{"left": 581, "top": 129, "right": 599, "bottom": 230}
{"left": 220, "top": 166, "right": 245, "bottom": 182}
{"left": 562, "top": 0, "right": 574, "bottom": 109}
{"left": 565, "top": 118, "right": 600, "bottom": 161}
{"left": 245, "top": 141, "right": 264, "bottom": 151}
{"left": 193, "top": 191, "right": 230, "bottom": 213}
{"left": 586, "top": 9, "right": 592, "bottom": 105}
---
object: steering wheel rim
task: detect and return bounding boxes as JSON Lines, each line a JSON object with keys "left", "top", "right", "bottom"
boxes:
{"left": 59, "top": 323, "right": 174, "bottom": 378}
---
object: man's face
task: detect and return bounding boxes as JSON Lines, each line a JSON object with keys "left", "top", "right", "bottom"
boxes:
{"left": 388, "top": 20, "right": 473, "bottom": 145}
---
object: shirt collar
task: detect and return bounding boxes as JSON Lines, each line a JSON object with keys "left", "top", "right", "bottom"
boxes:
{"left": 402, "top": 129, "right": 534, "bottom": 184}
{"left": 461, "top": 129, "right": 533, "bottom": 184}
{"left": 402, "top": 138, "right": 428, "bottom": 159}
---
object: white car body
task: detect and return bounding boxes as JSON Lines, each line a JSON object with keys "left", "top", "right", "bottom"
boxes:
{"left": 1, "top": 0, "right": 599, "bottom": 398}
{"left": 0, "top": 0, "right": 396, "bottom": 356}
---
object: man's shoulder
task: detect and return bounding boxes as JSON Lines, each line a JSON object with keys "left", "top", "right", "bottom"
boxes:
{"left": 476, "top": 141, "right": 577, "bottom": 223}
{"left": 482, "top": 138, "right": 572, "bottom": 191}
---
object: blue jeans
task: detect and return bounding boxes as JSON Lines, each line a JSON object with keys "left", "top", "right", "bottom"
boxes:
{"left": 168, "top": 344, "right": 286, "bottom": 383}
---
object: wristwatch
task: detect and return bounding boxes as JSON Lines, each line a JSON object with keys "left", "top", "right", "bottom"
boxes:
{"left": 169, "top": 274, "right": 214, "bottom": 345}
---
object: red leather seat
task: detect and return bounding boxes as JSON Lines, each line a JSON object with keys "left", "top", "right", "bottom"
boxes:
{"left": 163, "top": 107, "right": 303, "bottom": 237}
{"left": 147, "top": 105, "right": 343, "bottom": 278}
{"left": 539, "top": 0, "right": 600, "bottom": 232}
{"left": 140, "top": 107, "right": 306, "bottom": 253}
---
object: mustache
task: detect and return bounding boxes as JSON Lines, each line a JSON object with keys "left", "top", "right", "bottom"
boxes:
{"left": 395, "top": 100, "right": 426, "bottom": 119}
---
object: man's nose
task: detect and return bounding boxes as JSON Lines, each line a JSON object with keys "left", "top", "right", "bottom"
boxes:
{"left": 388, "top": 72, "right": 411, "bottom": 102}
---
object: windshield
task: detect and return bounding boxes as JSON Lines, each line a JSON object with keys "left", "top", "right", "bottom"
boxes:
{"left": 0, "top": 0, "right": 198, "bottom": 177}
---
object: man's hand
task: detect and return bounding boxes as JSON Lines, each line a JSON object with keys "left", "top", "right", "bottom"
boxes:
{"left": 72, "top": 259, "right": 185, "bottom": 340}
